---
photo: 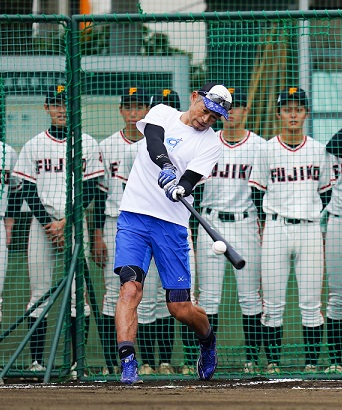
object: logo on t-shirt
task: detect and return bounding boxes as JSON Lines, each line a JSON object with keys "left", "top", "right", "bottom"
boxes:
{"left": 166, "top": 137, "right": 183, "bottom": 151}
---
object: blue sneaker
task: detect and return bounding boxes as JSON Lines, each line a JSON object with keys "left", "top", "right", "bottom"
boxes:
{"left": 197, "top": 336, "right": 218, "bottom": 381}
{"left": 120, "top": 354, "right": 142, "bottom": 384}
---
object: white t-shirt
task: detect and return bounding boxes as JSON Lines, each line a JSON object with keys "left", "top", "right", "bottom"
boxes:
{"left": 98, "top": 130, "right": 141, "bottom": 218}
{"left": 120, "top": 104, "right": 222, "bottom": 227}
{"left": 0, "top": 143, "right": 21, "bottom": 217}
{"left": 200, "top": 130, "right": 266, "bottom": 213}
{"left": 248, "top": 135, "right": 335, "bottom": 220}
{"left": 13, "top": 130, "right": 104, "bottom": 220}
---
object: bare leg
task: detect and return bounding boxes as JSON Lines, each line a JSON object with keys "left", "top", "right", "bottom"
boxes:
{"left": 115, "top": 281, "right": 143, "bottom": 343}
{"left": 167, "top": 302, "right": 210, "bottom": 337}
{"left": 168, "top": 301, "right": 217, "bottom": 381}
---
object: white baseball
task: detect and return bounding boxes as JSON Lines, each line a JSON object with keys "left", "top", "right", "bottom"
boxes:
{"left": 212, "top": 241, "right": 227, "bottom": 255}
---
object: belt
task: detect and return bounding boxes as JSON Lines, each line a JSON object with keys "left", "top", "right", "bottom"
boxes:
{"left": 206, "top": 207, "right": 248, "bottom": 222}
{"left": 272, "top": 214, "right": 313, "bottom": 224}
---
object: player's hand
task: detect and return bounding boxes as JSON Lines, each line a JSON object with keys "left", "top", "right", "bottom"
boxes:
{"left": 165, "top": 184, "right": 185, "bottom": 202}
{"left": 44, "top": 218, "right": 66, "bottom": 243}
{"left": 158, "top": 164, "right": 177, "bottom": 189}
{"left": 4, "top": 217, "right": 15, "bottom": 247}
{"left": 92, "top": 229, "right": 108, "bottom": 269}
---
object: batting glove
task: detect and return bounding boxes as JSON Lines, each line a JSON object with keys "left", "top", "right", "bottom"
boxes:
{"left": 158, "top": 164, "right": 177, "bottom": 189}
{"left": 165, "top": 184, "right": 185, "bottom": 202}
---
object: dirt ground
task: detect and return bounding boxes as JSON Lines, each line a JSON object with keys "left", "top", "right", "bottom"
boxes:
{"left": 1, "top": 379, "right": 342, "bottom": 410}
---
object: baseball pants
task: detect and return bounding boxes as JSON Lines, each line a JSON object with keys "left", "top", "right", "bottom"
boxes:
{"left": 27, "top": 216, "right": 90, "bottom": 318}
{"left": 325, "top": 214, "right": 342, "bottom": 321}
{"left": 0, "top": 218, "right": 8, "bottom": 322}
{"left": 261, "top": 215, "right": 324, "bottom": 328}
{"left": 196, "top": 209, "right": 262, "bottom": 316}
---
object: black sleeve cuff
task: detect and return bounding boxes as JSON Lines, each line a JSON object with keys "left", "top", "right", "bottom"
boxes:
{"left": 178, "top": 170, "right": 203, "bottom": 197}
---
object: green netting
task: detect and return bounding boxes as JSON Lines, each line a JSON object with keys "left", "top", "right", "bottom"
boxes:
{"left": 1, "top": 9, "right": 342, "bottom": 384}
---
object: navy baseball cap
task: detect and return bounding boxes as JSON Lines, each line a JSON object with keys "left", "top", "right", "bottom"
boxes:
{"left": 277, "top": 87, "right": 308, "bottom": 108}
{"left": 198, "top": 82, "right": 232, "bottom": 120}
{"left": 121, "top": 86, "right": 150, "bottom": 105}
{"left": 150, "top": 88, "right": 181, "bottom": 110}
{"left": 45, "top": 85, "right": 66, "bottom": 104}
{"left": 228, "top": 87, "right": 248, "bottom": 107}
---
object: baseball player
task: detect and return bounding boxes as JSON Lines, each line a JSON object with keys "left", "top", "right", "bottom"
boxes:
{"left": 148, "top": 88, "right": 199, "bottom": 376}
{"left": 12, "top": 85, "right": 104, "bottom": 373}
{"left": 93, "top": 87, "right": 195, "bottom": 376}
{"left": 248, "top": 87, "right": 334, "bottom": 374}
{"left": 324, "top": 128, "right": 342, "bottom": 374}
{"left": 113, "top": 82, "right": 232, "bottom": 384}
{"left": 196, "top": 87, "right": 265, "bottom": 374}
{"left": 0, "top": 138, "right": 21, "bottom": 325}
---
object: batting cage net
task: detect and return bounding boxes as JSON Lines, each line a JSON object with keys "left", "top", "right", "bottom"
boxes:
{"left": 0, "top": 8, "right": 342, "bottom": 383}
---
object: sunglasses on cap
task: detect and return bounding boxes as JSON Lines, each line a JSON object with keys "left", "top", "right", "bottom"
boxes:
{"left": 198, "top": 91, "right": 232, "bottom": 112}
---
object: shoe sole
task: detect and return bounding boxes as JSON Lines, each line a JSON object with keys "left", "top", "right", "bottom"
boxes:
{"left": 121, "top": 378, "right": 143, "bottom": 384}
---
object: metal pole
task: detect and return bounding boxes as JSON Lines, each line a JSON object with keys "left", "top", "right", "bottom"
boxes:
{"left": 70, "top": 16, "right": 85, "bottom": 379}
{"left": 298, "top": 0, "right": 311, "bottom": 136}
{"left": 43, "top": 244, "right": 81, "bottom": 383}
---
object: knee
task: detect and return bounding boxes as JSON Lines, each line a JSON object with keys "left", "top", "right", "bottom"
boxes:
{"left": 167, "top": 302, "right": 189, "bottom": 322}
{"left": 165, "top": 289, "right": 192, "bottom": 321}
{"left": 120, "top": 281, "right": 143, "bottom": 303}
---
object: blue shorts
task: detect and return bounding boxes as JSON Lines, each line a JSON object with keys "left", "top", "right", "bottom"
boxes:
{"left": 114, "top": 211, "right": 191, "bottom": 290}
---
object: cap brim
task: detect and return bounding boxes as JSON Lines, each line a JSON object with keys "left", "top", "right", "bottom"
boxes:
{"left": 278, "top": 96, "right": 307, "bottom": 106}
{"left": 202, "top": 97, "right": 228, "bottom": 120}
{"left": 46, "top": 96, "right": 66, "bottom": 104}
{"left": 121, "top": 96, "right": 148, "bottom": 104}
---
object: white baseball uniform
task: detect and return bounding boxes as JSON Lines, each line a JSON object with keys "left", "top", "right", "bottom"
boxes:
{"left": 99, "top": 130, "right": 195, "bottom": 323}
{"left": 249, "top": 135, "right": 334, "bottom": 328}
{"left": 0, "top": 143, "right": 21, "bottom": 321}
{"left": 13, "top": 130, "right": 104, "bottom": 317}
{"left": 326, "top": 157, "right": 342, "bottom": 321}
{"left": 197, "top": 130, "right": 265, "bottom": 316}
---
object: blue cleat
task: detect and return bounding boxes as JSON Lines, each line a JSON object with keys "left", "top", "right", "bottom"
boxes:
{"left": 120, "top": 354, "right": 143, "bottom": 384}
{"left": 197, "top": 336, "right": 218, "bottom": 381}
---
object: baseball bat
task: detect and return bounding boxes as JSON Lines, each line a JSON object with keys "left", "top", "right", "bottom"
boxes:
{"left": 178, "top": 196, "right": 246, "bottom": 270}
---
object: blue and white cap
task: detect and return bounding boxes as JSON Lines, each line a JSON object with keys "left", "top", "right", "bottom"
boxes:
{"left": 198, "top": 82, "right": 232, "bottom": 120}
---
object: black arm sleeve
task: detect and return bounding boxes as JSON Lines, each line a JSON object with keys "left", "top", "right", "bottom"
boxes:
{"left": 5, "top": 190, "right": 23, "bottom": 219}
{"left": 178, "top": 170, "right": 203, "bottom": 197}
{"left": 144, "top": 123, "right": 173, "bottom": 169}
{"left": 83, "top": 179, "right": 97, "bottom": 210}
{"left": 251, "top": 187, "right": 266, "bottom": 223}
{"left": 93, "top": 187, "right": 107, "bottom": 230}
{"left": 320, "top": 188, "right": 332, "bottom": 210}
{"left": 189, "top": 183, "right": 204, "bottom": 251}
{"left": 326, "top": 129, "right": 342, "bottom": 157}
{"left": 22, "top": 180, "right": 52, "bottom": 226}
